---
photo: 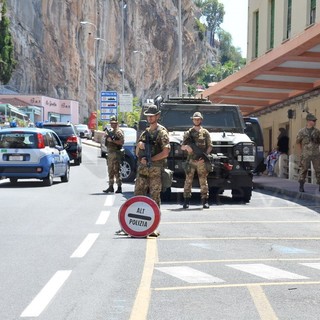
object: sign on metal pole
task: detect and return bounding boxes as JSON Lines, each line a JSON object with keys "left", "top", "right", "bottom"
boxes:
{"left": 119, "top": 93, "right": 133, "bottom": 112}
{"left": 118, "top": 196, "right": 161, "bottom": 237}
{"left": 100, "top": 91, "right": 118, "bottom": 121}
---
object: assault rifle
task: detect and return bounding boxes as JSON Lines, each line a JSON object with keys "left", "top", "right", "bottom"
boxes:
{"left": 139, "top": 130, "right": 158, "bottom": 167}
{"left": 184, "top": 135, "right": 212, "bottom": 164}
{"left": 105, "top": 127, "right": 116, "bottom": 141}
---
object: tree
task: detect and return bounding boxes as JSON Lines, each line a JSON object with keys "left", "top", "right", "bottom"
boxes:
{"left": 201, "top": 0, "right": 224, "bottom": 47}
{"left": 0, "top": 0, "right": 16, "bottom": 84}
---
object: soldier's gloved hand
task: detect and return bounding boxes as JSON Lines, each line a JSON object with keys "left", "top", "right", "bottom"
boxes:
{"left": 140, "top": 157, "right": 147, "bottom": 165}
{"left": 181, "top": 145, "right": 193, "bottom": 154}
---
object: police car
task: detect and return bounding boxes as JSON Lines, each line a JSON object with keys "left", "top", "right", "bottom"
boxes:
{"left": 0, "top": 127, "right": 70, "bottom": 186}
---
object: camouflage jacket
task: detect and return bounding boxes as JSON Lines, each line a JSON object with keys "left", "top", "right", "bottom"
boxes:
{"left": 105, "top": 127, "right": 124, "bottom": 152}
{"left": 296, "top": 127, "right": 320, "bottom": 156}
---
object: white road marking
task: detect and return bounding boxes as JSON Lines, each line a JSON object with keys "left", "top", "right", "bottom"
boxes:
{"left": 104, "top": 195, "right": 115, "bottom": 207}
{"left": 156, "top": 266, "right": 225, "bottom": 283}
{"left": 227, "top": 263, "right": 308, "bottom": 280}
{"left": 20, "top": 270, "right": 72, "bottom": 317}
{"left": 300, "top": 262, "right": 320, "bottom": 270}
{"left": 95, "top": 210, "right": 110, "bottom": 225}
{"left": 70, "top": 233, "right": 99, "bottom": 258}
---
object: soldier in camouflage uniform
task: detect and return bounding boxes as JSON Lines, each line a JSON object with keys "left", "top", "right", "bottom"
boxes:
{"left": 135, "top": 105, "right": 170, "bottom": 208}
{"left": 103, "top": 116, "right": 124, "bottom": 193}
{"left": 181, "top": 112, "right": 212, "bottom": 209}
{"left": 296, "top": 113, "right": 320, "bottom": 192}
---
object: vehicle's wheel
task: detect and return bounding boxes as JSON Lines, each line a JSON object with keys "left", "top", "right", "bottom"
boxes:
{"left": 161, "top": 187, "right": 172, "bottom": 202}
{"left": 9, "top": 178, "right": 18, "bottom": 184}
{"left": 121, "top": 157, "right": 135, "bottom": 182}
{"left": 61, "top": 164, "right": 70, "bottom": 182}
{"left": 232, "top": 187, "right": 252, "bottom": 203}
{"left": 74, "top": 157, "right": 81, "bottom": 166}
{"left": 43, "top": 167, "right": 54, "bottom": 186}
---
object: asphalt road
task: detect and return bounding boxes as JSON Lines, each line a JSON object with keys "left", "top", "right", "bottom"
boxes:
{"left": 1, "top": 143, "right": 320, "bottom": 319}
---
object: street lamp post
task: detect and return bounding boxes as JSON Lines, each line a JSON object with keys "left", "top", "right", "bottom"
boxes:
{"left": 133, "top": 50, "right": 145, "bottom": 106}
{"left": 178, "top": 0, "right": 183, "bottom": 96}
{"left": 80, "top": 21, "right": 99, "bottom": 130}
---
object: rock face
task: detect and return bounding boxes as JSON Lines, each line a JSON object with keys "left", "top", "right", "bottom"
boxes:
{"left": 5, "top": 0, "right": 209, "bottom": 121}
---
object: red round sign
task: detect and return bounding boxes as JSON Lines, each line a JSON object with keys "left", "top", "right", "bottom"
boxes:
{"left": 118, "top": 196, "right": 161, "bottom": 237}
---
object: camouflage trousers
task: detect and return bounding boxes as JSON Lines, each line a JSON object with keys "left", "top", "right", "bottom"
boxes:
{"left": 106, "top": 152, "right": 122, "bottom": 186}
{"left": 299, "top": 154, "right": 320, "bottom": 184}
{"left": 134, "top": 165, "right": 162, "bottom": 207}
{"left": 183, "top": 160, "right": 209, "bottom": 199}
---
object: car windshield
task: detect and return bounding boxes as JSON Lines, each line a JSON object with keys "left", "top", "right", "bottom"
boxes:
{"left": 123, "top": 128, "right": 137, "bottom": 144}
{"left": 75, "top": 125, "right": 88, "bottom": 130}
{"left": 43, "top": 125, "right": 75, "bottom": 136}
{"left": 0, "top": 132, "right": 37, "bottom": 148}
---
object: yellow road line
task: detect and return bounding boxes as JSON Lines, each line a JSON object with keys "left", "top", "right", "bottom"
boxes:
{"left": 129, "top": 238, "right": 157, "bottom": 320}
{"left": 160, "top": 220, "right": 320, "bottom": 225}
{"left": 160, "top": 236, "right": 320, "bottom": 241}
{"left": 248, "top": 285, "right": 278, "bottom": 320}
{"left": 157, "top": 257, "right": 320, "bottom": 265}
{"left": 154, "top": 280, "right": 320, "bottom": 291}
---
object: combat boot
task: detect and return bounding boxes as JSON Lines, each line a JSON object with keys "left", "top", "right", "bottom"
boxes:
{"left": 299, "top": 181, "right": 305, "bottom": 193}
{"left": 183, "top": 198, "right": 190, "bottom": 209}
{"left": 202, "top": 199, "right": 210, "bottom": 209}
{"left": 115, "top": 186, "right": 122, "bottom": 193}
{"left": 103, "top": 185, "right": 114, "bottom": 193}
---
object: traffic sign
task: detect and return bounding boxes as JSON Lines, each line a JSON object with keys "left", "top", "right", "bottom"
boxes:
{"left": 119, "top": 93, "right": 133, "bottom": 112}
{"left": 118, "top": 196, "right": 161, "bottom": 237}
{"left": 101, "top": 91, "right": 118, "bottom": 121}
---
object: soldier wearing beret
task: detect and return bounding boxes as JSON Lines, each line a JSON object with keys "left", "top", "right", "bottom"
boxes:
{"left": 181, "top": 112, "right": 212, "bottom": 209}
{"left": 103, "top": 115, "right": 124, "bottom": 193}
{"left": 296, "top": 113, "right": 320, "bottom": 192}
{"left": 134, "top": 105, "right": 171, "bottom": 208}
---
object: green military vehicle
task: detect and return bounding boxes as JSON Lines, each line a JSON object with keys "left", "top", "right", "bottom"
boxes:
{"left": 140, "top": 96, "right": 256, "bottom": 202}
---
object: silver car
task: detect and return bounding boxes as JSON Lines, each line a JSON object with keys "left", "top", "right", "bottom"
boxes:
{"left": 75, "top": 124, "right": 92, "bottom": 139}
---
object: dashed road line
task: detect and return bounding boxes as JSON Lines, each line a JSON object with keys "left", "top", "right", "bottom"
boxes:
{"left": 95, "top": 210, "right": 110, "bottom": 224}
{"left": 104, "top": 195, "right": 115, "bottom": 207}
{"left": 70, "top": 233, "right": 99, "bottom": 258}
{"left": 20, "top": 270, "right": 72, "bottom": 318}
{"left": 226, "top": 263, "right": 308, "bottom": 280}
{"left": 156, "top": 266, "right": 225, "bottom": 283}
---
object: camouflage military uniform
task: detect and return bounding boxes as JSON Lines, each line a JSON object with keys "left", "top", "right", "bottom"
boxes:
{"left": 134, "top": 124, "right": 170, "bottom": 207}
{"left": 296, "top": 126, "right": 320, "bottom": 185}
{"left": 182, "top": 127, "right": 212, "bottom": 201}
{"left": 104, "top": 126, "right": 124, "bottom": 192}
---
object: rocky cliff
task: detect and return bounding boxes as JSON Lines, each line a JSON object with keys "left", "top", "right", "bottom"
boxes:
{"left": 5, "top": 0, "right": 209, "bottom": 121}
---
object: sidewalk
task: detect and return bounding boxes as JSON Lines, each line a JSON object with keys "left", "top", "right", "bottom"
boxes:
{"left": 253, "top": 174, "right": 320, "bottom": 202}
{"left": 82, "top": 139, "right": 320, "bottom": 202}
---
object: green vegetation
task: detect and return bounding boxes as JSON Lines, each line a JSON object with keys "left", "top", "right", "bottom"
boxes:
{"left": 190, "top": 0, "right": 246, "bottom": 92}
{"left": 0, "top": 0, "right": 16, "bottom": 84}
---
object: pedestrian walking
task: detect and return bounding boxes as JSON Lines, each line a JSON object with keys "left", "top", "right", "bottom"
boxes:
{"left": 296, "top": 113, "right": 320, "bottom": 192}
{"left": 134, "top": 104, "right": 170, "bottom": 208}
{"left": 103, "top": 116, "right": 124, "bottom": 193}
{"left": 181, "top": 112, "right": 212, "bottom": 209}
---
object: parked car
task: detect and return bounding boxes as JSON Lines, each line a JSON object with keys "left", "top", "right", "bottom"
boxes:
{"left": 100, "top": 127, "right": 137, "bottom": 182}
{"left": 75, "top": 124, "right": 92, "bottom": 139}
{"left": 0, "top": 127, "right": 70, "bottom": 186}
{"left": 40, "top": 122, "right": 82, "bottom": 165}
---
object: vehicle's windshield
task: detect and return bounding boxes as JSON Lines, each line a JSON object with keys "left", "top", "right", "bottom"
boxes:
{"left": 159, "top": 105, "right": 244, "bottom": 132}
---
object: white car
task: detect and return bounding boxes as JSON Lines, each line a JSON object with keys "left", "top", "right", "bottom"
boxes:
{"left": 0, "top": 127, "right": 70, "bottom": 186}
{"left": 75, "top": 124, "right": 92, "bottom": 139}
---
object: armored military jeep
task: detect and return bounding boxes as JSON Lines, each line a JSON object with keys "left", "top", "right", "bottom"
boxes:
{"left": 145, "top": 96, "right": 256, "bottom": 202}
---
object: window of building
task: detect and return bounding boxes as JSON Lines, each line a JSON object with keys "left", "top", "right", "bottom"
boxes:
{"left": 285, "top": 0, "right": 292, "bottom": 39}
{"left": 309, "top": 0, "right": 316, "bottom": 25}
{"left": 253, "top": 10, "right": 259, "bottom": 58}
{"left": 268, "top": 0, "right": 275, "bottom": 49}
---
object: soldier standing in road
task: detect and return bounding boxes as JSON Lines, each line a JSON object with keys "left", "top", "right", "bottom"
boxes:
{"left": 103, "top": 116, "right": 124, "bottom": 193}
{"left": 135, "top": 105, "right": 170, "bottom": 208}
{"left": 296, "top": 113, "right": 320, "bottom": 192}
{"left": 181, "top": 112, "right": 212, "bottom": 209}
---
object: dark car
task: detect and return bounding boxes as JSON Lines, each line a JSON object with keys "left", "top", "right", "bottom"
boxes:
{"left": 100, "top": 127, "right": 137, "bottom": 182}
{"left": 40, "top": 122, "right": 82, "bottom": 165}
